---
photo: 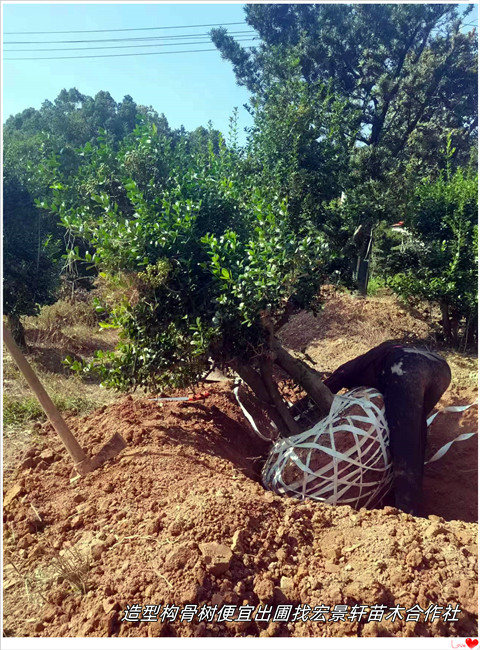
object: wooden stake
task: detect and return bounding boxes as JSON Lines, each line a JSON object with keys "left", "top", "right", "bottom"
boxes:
{"left": 3, "top": 324, "right": 88, "bottom": 466}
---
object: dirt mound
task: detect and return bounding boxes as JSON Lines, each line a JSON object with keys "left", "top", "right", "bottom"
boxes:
{"left": 3, "top": 385, "right": 477, "bottom": 638}
{"left": 279, "top": 292, "right": 433, "bottom": 371}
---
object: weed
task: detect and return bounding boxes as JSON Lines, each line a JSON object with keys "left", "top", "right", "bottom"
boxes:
{"left": 51, "top": 547, "right": 91, "bottom": 594}
{"left": 3, "top": 396, "right": 44, "bottom": 425}
{"left": 367, "top": 276, "right": 388, "bottom": 296}
{"left": 25, "top": 298, "right": 99, "bottom": 333}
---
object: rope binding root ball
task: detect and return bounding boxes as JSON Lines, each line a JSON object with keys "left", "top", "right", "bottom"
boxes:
{"left": 262, "top": 387, "right": 394, "bottom": 509}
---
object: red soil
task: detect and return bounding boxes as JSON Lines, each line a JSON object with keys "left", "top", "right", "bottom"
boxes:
{"left": 2, "top": 293, "right": 477, "bottom": 638}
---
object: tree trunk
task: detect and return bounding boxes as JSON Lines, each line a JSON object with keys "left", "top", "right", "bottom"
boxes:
{"left": 450, "top": 309, "right": 460, "bottom": 348}
{"left": 231, "top": 359, "right": 292, "bottom": 438}
{"left": 259, "top": 355, "right": 301, "bottom": 436}
{"left": 271, "top": 338, "right": 333, "bottom": 417}
{"left": 463, "top": 311, "right": 477, "bottom": 351}
{"left": 440, "top": 301, "right": 452, "bottom": 342}
{"left": 230, "top": 330, "right": 334, "bottom": 439}
{"left": 6, "top": 314, "right": 27, "bottom": 352}
{"left": 355, "top": 229, "right": 373, "bottom": 296}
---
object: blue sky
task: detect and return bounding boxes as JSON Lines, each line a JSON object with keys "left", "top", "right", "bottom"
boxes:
{"left": 2, "top": 3, "right": 477, "bottom": 145}
{"left": 2, "top": 3, "right": 255, "bottom": 142}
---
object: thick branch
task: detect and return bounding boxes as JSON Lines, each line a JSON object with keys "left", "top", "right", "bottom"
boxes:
{"left": 391, "top": 38, "right": 459, "bottom": 158}
{"left": 368, "top": 18, "right": 439, "bottom": 149}
{"left": 271, "top": 339, "right": 333, "bottom": 417}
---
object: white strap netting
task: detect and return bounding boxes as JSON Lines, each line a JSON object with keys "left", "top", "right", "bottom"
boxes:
{"left": 261, "top": 387, "right": 394, "bottom": 509}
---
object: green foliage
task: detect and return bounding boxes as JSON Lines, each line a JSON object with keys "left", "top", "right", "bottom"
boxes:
{"left": 212, "top": 3, "right": 478, "bottom": 287}
{"left": 247, "top": 76, "right": 353, "bottom": 224}
{"left": 213, "top": 4, "right": 477, "bottom": 173}
{"left": 3, "top": 162, "right": 62, "bottom": 318}
{"left": 2, "top": 88, "right": 203, "bottom": 322}
{"left": 3, "top": 89, "right": 171, "bottom": 149}
{"left": 51, "top": 124, "right": 330, "bottom": 391}
{"left": 367, "top": 276, "right": 388, "bottom": 297}
{"left": 386, "top": 149, "right": 477, "bottom": 343}
{"left": 3, "top": 395, "right": 45, "bottom": 425}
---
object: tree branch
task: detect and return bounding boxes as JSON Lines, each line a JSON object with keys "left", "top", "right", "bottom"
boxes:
{"left": 259, "top": 355, "right": 301, "bottom": 436}
{"left": 271, "top": 338, "right": 333, "bottom": 417}
{"left": 391, "top": 40, "right": 459, "bottom": 158}
{"left": 231, "top": 358, "right": 290, "bottom": 437}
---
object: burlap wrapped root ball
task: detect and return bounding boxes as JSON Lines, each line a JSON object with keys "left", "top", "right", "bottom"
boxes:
{"left": 262, "top": 387, "right": 394, "bottom": 509}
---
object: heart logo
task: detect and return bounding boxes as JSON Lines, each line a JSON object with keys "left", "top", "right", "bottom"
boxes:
{"left": 466, "top": 640, "right": 478, "bottom": 649}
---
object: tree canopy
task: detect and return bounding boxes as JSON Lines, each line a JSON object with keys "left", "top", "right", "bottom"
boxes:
{"left": 48, "top": 123, "right": 334, "bottom": 434}
{"left": 2, "top": 88, "right": 230, "bottom": 343}
{"left": 212, "top": 3, "right": 477, "bottom": 172}
{"left": 2, "top": 5, "right": 477, "bottom": 413}
{"left": 212, "top": 3, "right": 477, "bottom": 296}
{"left": 386, "top": 137, "right": 478, "bottom": 345}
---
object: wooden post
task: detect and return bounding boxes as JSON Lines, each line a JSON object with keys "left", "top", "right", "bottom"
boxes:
{"left": 3, "top": 324, "right": 88, "bottom": 466}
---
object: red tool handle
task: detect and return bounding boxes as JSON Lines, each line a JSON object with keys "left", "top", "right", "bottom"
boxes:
{"left": 188, "top": 391, "right": 210, "bottom": 401}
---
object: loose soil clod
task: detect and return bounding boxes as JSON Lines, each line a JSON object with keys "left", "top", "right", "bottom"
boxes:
{"left": 2, "top": 385, "right": 477, "bottom": 638}
{"left": 3, "top": 294, "right": 478, "bottom": 638}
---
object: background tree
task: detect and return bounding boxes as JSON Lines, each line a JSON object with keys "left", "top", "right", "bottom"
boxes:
{"left": 2, "top": 88, "right": 206, "bottom": 339}
{"left": 3, "top": 88, "right": 174, "bottom": 149}
{"left": 187, "top": 123, "right": 223, "bottom": 156}
{"left": 213, "top": 4, "right": 477, "bottom": 167}
{"left": 3, "top": 156, "right": 62, "bottom": 348}
{"left": 247, "top": 77, "right": 352, "bottom": 220}
{"left": 212, "top": 3, "right": 478, "bottom": 290}
{"left": 385, "top": 137, "right": 477, "bottom": 347}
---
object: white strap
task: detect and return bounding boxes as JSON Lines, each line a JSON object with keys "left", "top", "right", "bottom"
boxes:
{"left": 427, "top": 401, "right": 477, "bottom": 426}
{"left": 424, "top": 402, "right": 477, "bottom": 464}
{"left": 236, "top": 380, "right": 477, "bottom": 466}
{"left": 262, "top": 388, "right": 392, "bottom": 508}
{"left": 233, "top": 381, "right": 272, "bottom": 441}
{"left": 425, "top": 432, "right": 477, "bottom": 465}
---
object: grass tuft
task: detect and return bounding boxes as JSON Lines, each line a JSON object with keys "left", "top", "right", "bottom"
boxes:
{"left": 51, "top": 547, "right": 91, "bottom": 594}
{"left": 3, "top": 393, "right": 100, "bottom": 426}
